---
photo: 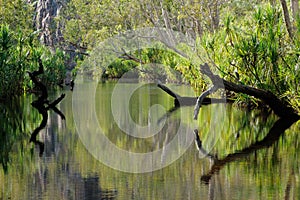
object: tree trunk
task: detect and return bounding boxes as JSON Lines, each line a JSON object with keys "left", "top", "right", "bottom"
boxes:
{"left": 291, "top": 0, "right": 300, "bottom": 20}
{"left": 209, "top": 0, "right": 220, "bottom": 32}
{"left": 280, "top": 0, "right": 294, "bottom": 39}
{"left": 33, "top": 0, "right": 79, "bottom": 71}
{"left": 270, "top": 0, "right": 276, "bottom": 6}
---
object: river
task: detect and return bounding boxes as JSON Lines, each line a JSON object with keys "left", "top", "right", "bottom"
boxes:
{"left": 0, "top": 81, "right": 299, "bottom": 199}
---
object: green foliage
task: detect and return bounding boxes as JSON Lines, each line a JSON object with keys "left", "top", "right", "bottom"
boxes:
{"left": 104, "top": 59, "right": 137, "bottom": 79}
{"left": 0, "top": 0, "right": 35, "bottom": 34}
{"left": 0, "top": 24, "right": 66, "bottom": 99}
{"left": 59, "top": 0, "right": 145, "bottom": 49}
{"left": 40, "top": 49, "right": 66, "bottom": 87}
{"left": 197, "top": 4, "right": 300, "bottom": 111}
{"left": 0, "top": 24, "right": 27, "bottom": 98}
{"left": 1, "top": 0, "right": 298, "bottom": 110}
{"left": 102, "top": 48, "right": 190, "bottom": 83}
{"left": 0, "top": 96, "right": 38, "bottom": 173}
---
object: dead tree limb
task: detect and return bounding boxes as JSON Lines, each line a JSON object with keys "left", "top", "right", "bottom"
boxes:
{"left": 194, "top": 85, "right": 218, "bottom": 119}
{"left": 194, "top": 63, "right": 299, "bottom": 119}
{"left": 157, "top": 83, "right": 180, "bottom": 99}
{"left": 157, "top": 83, "right": 230, "bottom": 107}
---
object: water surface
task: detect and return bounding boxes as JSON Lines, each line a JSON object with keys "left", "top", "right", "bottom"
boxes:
{"left": 0, "top": 81, "right": 299, "bottom": 199}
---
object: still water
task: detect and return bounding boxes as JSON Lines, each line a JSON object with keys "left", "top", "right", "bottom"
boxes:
{"left": 0, "top": 81, "right": 299, "bottom": 200}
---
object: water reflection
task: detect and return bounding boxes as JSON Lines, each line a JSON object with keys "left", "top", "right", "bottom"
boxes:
{"left": 0, "top": 97, "right": 31, "bottom": 173}
{"left": 0, "top": 81, "right": 299, "bottom": 199}
{"left": 29, "top": 93, "right": 65, "bottom": 156}
{"left": 27, "top": 62, "right": 67, "bottom": 156}
{"left": 195, "top": 116, "right": 299, "bottom": 184}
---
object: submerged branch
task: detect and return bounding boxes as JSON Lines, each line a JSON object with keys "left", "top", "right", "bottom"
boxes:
{"left": 193, "top": 129, "right": 217, "bottom": 160}
{"left": 157, "top": 106, "right": 180, "bottom": 125}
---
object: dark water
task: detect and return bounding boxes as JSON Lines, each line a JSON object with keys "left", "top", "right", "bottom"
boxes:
{"left": 0, "top": 81, "right": 299, "bottom": 200}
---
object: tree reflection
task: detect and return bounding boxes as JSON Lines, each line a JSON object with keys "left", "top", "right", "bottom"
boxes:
{"left": 157, "top": 87, "right": 299, "bottom": 198}
{"left": 195, "top": 115, "right": 299, "bottom": 184}
{"left": 28, "top": 58, "right": 65, "bottom": 156}
{"left": 0, "top": 98, "right": 28, "bottom": 173}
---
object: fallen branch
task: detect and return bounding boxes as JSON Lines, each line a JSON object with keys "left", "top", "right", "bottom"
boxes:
{"left": 157, "top": 83, "right": 180, "bottom": 99}
{"left": 157, "top": 83, "right": 230, "bottom": 107}
{"left": 193, "top": 85, "right": 218, "bottom": 119}
{"left": 194, "top": 63, "right": 299, "bottom": 119}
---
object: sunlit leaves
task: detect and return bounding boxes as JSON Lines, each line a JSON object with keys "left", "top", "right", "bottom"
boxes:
{"left": 199, "top": 3, "right": 300, "bottom": 112}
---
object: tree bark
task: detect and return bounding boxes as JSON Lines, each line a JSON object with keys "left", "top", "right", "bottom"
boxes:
{"left": 35, "top": 0, "right": 63, "bottom": 48}
{"left": 270, "top": 0, "right": 276, "bottom": 6}
{"left": 209, "top": 0, "right": 220, "bottom": 32}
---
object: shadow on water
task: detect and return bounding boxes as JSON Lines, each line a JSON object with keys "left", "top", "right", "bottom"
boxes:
{"left": 29, "top": 93, "right": 65, "bottom": 156}
{"left": 0, "top": 59, "right": 67, "bottom": 171}
{"left": 0, "top": 81, "right": 119, "bottom": 199}
{"left": 76, "top": 176, "right": 118, "bottom": 200}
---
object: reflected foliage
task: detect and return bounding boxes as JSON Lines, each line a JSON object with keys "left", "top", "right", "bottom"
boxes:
{"left": 72, "top": 82, "right": 300, "bottom": 199}
{"left": 195, "top": 116, "right": 300, "bottom": 184}
{"left": 0, "top": 97, "right": 33, "bottom": 173}
{"left": 0, "top": 82, "right": 300, "bottom": 199}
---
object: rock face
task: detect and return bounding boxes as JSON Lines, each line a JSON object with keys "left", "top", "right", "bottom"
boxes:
{"left": 34, "top": 0, "right": 63, "bottom": 49}
{"left": 33, "top": 0, "right": 77, "bottom": 75}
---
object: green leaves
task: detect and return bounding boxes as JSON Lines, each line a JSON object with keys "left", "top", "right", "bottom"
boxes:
{"left": 198, "top": 3, "right": 300, "bottom": 112}
{"left": 0, "top": 25, "right": 66, "bottom": 100}
{"left": 0, "top": 25, "right": 11, "bottom": 51}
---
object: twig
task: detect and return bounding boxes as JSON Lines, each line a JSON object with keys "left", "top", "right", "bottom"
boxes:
{"left": 194, "top": 85, "right": 218, "bottom": 120}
